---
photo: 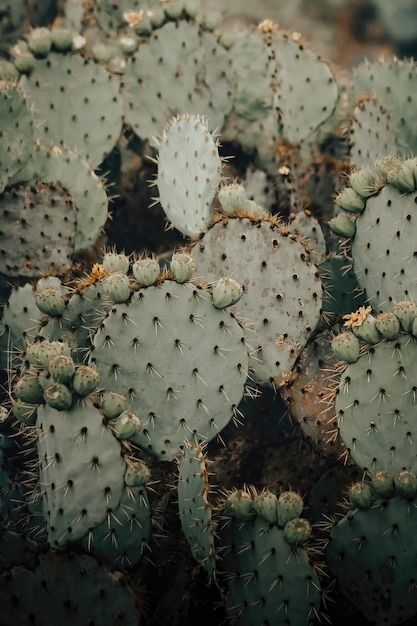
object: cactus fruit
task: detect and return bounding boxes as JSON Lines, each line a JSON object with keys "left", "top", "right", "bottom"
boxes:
{"left": 177, "top": 443, "right": 216, "bottom": 574}
{"left": 132, "top": 257, "right": 160, "bottom": 286}
{"left": 156, "top": 115, "right": 222, "bottom": 237}
{"left": 91, "top": 278, "right": 248, "bottom": 460}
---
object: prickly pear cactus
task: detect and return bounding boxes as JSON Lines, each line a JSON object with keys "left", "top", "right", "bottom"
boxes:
{"left": 177, "top": 443, "right": 216, "bottom": 574}
{"left": 353, "top": 58, "right": 417, "bottom": 154}
{"left": 37, "top": 399, "right": 126, "bottom": 547}
{"left": 192, "top": 215, "right": 323, "bottom": 388}
{"left": 94, "top": 0, "right": 158, "bottom": 35}
{"left": 8, "top": 143, "right": 109, "bottom": 253}
{"left": 327, "top": 479, "right": 417, "bottom": 625}
{"left": 91, "top": 273, "right": 248, "bottom": 460}
{"left": 272, "top": 30, "right": 338, "bottom": 145}
{"left": 18, "top": 36, "right": 123, "bottom": 167}
{"left": 350, "top": 97, "right": 400, "bottom": 168}
{"left": 156, "top": 115, "right": 222, "bottom": 237}
{"left": 122, "top": 18, "right": 234, "bottom": 140}
{"left": 333, "top": 306, "right": 417, "bottom": 472}
{"left": 331, "top": 157, "right": 417, "bottom": 309}
{"left": 219, "top": 488, "right": 321, "bottom": 626}
{"left": 0, "top": 181, "right": 76, "bottom": 277}
{"left": 0, "top": 551, "right": 140, "bottom": 625}
{"left": 81, "top": 480, "right": 151, "bottom": 568}
{"left": 0, "top": 83, "right": 34, "bottom": 193}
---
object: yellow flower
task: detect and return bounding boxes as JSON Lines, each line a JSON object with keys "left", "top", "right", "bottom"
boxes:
{"left": 343, "top": 305, "right": 372, "bottom": 329}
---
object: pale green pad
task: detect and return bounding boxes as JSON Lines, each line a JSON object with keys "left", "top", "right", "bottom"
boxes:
{"left": 353, "top": 59, "right": 417, "bottom": 154}
{"left": 336, "top": 335, "right": 417, "bottom": 472}
{"left": 91, "top": 280, "right": 248, "bottom": 460}
{"left": 157, "top": 115, "right": 221, "bottom": 237}
{"left": 178, "top": 444, "right": 215, "bottom": 574}
{"left": 81, "top": 484, "right": 151, "bottom": 568}
{"left": 220, "top": 515, "right": 321, "bottom": 626}
{"left": 273, "top": 33, "right": 338, "bottom": 144}
{"left": 20, "top": 52, "right": 123, "bottom": 167}
{"left": 0, "top": 182, "right": 76, "bottom": 277}
{"left": 0, "top": 83, "right": 34, "bottom": 193}
{"left": 192, "top": 217, "right": 322, "bottom": 387}
{"left": 352, "top": 185, "right": 417, "bottom": 308}
{"left": 350, "top": 98, "right": 400, "bottom": 168}
{"left": 122, "top": 20, "right": 234, "bottom": 140}
{"left": 37, "top": 401, "right": 125, "bottom": 546}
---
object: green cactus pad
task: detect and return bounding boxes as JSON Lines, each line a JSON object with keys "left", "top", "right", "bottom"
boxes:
{"left": 219, "top": 506, "right": 321, "bottom": 626}
{"left": 0, "top": 83, "right": 34, "bottom": 193}
{"left": 0, "top": 283, "right": 43, "bottom": 365}
{"left": 0, "top": 181, "right": 76, "bottom": 277}
{"left": 91, "top": 280, "right": 248, "bottom": 460}
{"left": 353, "top": 58, "right": 417, "bottom": 154}
{"left": 327, "top": 495, "right": 417, "bottom": 625}
{"left": 350, "top": 98, "right": 400, "bottom": 168}
{"left": 349, "top": 180, "right": 417, "bottom": 308}
{"left": 122, "top": 20, "right": 234, "bottom": 140}
{"left": 229, "top": 30, "right": 273, "bottom": 123}
{"left": 10, "top": 143, "right": 108, "bottom": 252}
{"left": 19, "top": 52, "right": 123, "bottom": 167}
{"left": 335, "top": 334, "right": 417, "bottom": 472}
{"left": 192, "top": 216, "right": 322, "bottom": 387}
{"left": 82, "top": 484, "right": 151, "bottom": 568}
{"left": 177, "top": 443, "right": 216, "bottom": 574}
{"left": 288, "top": 211, "right": 326, "bottom": 263}
{"left": 0, "top": 552, "right": 139, "bottom": 625}
{"left": 273, "top": 32, "right": 338, "bottom": 144}
{"left": 37, "top": 401, "right": 126, "bottom": 546}
{"left": 318, "top": 254, "right": 365, "bottom": 316}
{"left": 157, "top": 115, "right": 222, "bottom": 237}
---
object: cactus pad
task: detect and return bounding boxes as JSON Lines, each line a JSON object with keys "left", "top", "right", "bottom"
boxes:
{"left": 157, "top": 115, "right": 222, "bottom": 237}
{"left": 351, "top": 184, "right": 417, "bottom": 308}
{"left": 327, "top": 495, "right": 417, "bottom": 625}
{"left": 0, "top": 83, "right": 34, "bottom": 193}
{"left": 353, "top": 58, "right": 417, "bottom": 154}
{"left": 0, "top": 181, "right": 76, "bottom": 277}
{"left": 37, "top": 401, "right": 126, "bottom": 546}
{"left": 82, "top": 484, "right": 151, "bottom": 568}
{"left": 192, "top": 216, "right": 322, "bottom": 387}
{"left": 273, "top": 32, "right": 338, "bottom": 144}
{"left": 91, "top": 280, "right": 248, "bottom": 460}
{"left": 350, "top": 98, "right": 400, "bottom": 168}
{"left": 122, "top": 20, "right": 234, "bottom": 140}
{"left": 0, "top": 552, "right": 139, "bottom": 625}
{"left": 11, "top": 143, "right": 108, "bottom": 252}
{"left": 335, "top": 334, "right": 417, "bottom": 472}
{"left": 219, "top": 497, "right": 321, "bottom": 626}
{"left": 19, "top": 52, "right": 123, "bottom": 167}
{"left": 177, "top": 443, "right": 216, "bottom": 574}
